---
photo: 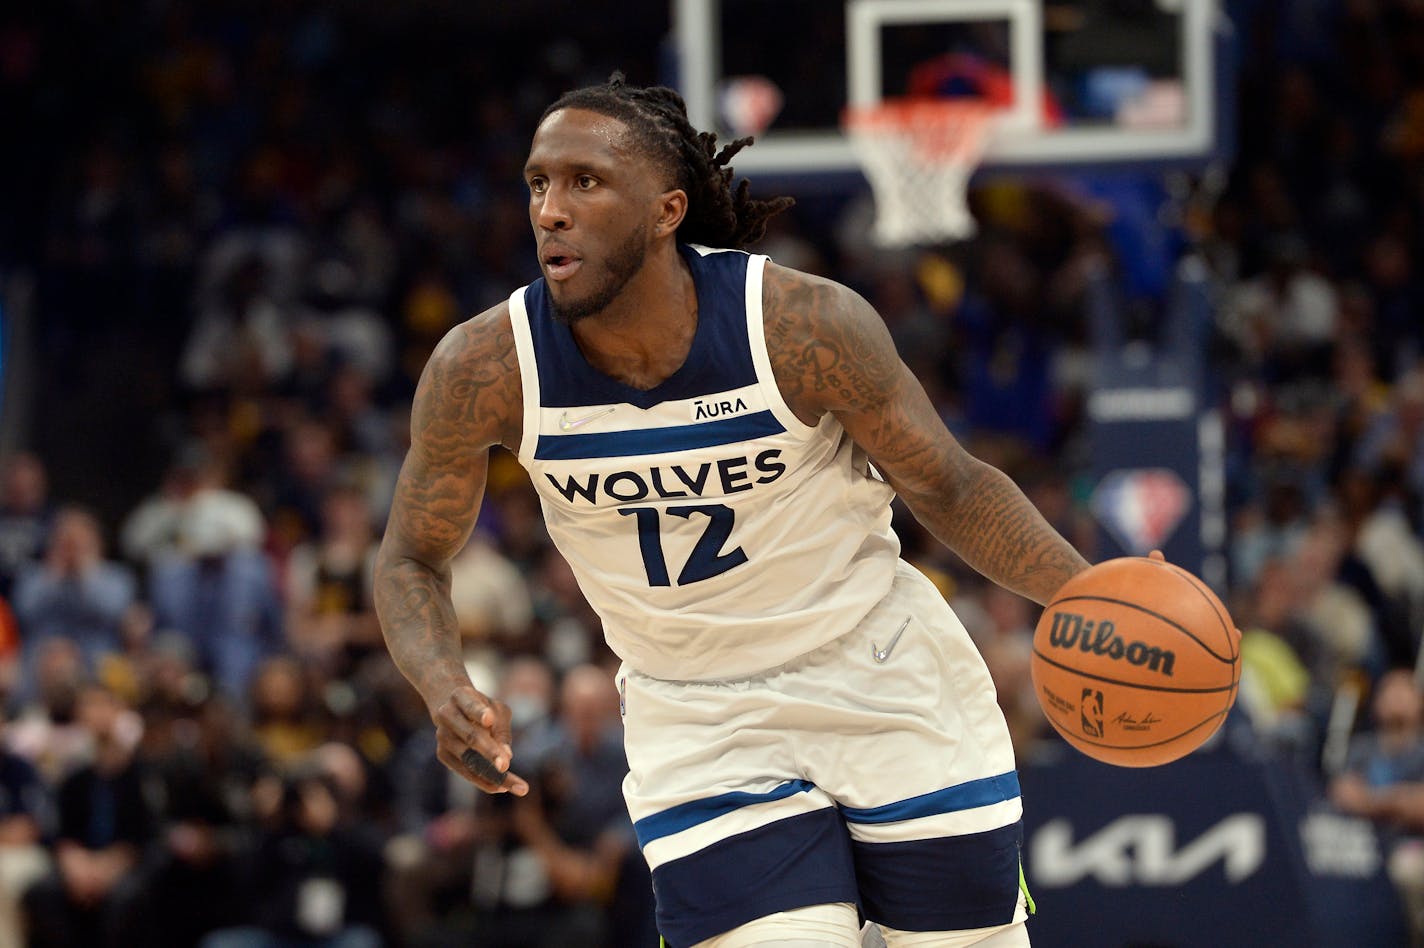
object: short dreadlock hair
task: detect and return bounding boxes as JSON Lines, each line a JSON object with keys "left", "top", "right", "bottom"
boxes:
{"left": 540, "top": 73, "right": 794, "bottom": 250}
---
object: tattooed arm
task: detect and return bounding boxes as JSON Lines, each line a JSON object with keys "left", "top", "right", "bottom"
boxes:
{"left": 763, "top": 263, "right": 1089, "bottom": 605}
{"left": 374, "top": 305, "right": 529, "bottom": 795}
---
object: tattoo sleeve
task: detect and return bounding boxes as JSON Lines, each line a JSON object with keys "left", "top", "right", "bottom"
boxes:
{"left": 763, "top": 263, "right": 1089, "bottom": 604}
{"left": 374, "top": 309, "right": 521, "bottom": 709}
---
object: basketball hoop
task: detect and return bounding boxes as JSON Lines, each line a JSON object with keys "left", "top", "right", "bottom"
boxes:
{"left": 843, "top": 98, "right": 999, "bottom": 247}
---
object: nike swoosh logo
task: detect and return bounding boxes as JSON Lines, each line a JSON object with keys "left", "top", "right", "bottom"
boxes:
{"left": 558, "top": 407, "right": 616, "bottom": 432}
{"left": 871, "top": 617, "right": 912, "bottom": 664}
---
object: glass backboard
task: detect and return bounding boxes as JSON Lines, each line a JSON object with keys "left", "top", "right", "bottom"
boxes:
{"left": 674, "top": 0, "right": 1225, "bottom": 174}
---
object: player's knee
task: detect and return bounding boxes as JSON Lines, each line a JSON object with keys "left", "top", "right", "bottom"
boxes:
{"left": 877, "top": 919, "right": 1031, "bottom": 948}
{"left": 690, "top": 902, "right": 862, "bottom": 947}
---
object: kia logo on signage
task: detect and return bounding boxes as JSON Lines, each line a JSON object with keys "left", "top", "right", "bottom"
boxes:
{"left": 1031, "top": 814, "right": 1266, "bottom": 887}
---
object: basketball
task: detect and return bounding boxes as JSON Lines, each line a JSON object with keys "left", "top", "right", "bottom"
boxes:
{"left": 1030, "top": 557, "right": 1241, "bottom": 767}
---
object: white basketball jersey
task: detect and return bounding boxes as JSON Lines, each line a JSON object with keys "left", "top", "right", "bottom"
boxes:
{"left": 508, "top": 245, "right": 900, "bottom": 680}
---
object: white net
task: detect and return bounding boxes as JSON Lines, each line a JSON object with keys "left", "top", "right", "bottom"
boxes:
{"left": 844, "top": 99, "right": 998, "bottom": 247}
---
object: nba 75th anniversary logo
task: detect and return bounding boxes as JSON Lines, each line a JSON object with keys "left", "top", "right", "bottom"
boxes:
{"left": 1081, "top": 689, "right": 1105, "bottom": 737}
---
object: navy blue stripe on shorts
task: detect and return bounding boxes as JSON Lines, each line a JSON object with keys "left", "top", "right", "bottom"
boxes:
{"left": 650, "top": 807, "right": 859, "bottom": 948}
{"left": 852, "top": 819, "right": 1024, "bottom": 932}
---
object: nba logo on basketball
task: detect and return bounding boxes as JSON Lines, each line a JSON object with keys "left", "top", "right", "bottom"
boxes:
{"left": 1080, "top": 689, "right": 1104, "bottom": 737}
{"left": 1090, "top": 468, "right": 1192, "bottom": 554}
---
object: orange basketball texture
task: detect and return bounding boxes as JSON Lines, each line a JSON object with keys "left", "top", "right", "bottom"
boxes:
{"left": 1030, "top": 557, "right": 1241, "bottom": 767}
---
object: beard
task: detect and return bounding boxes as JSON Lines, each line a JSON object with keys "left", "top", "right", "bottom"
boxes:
{"left": 548, "top": 223, "right": 649, "bottom": 326}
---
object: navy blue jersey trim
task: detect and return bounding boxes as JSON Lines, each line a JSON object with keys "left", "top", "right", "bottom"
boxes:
{"left": 634, "top": 779, "right": 816, "bottom": 849}
{"left": 651, "top": 807, "right": 857, "bottom": 947}
{"left": 534, "top": 409, "right": 785, "bottom": 461}
{"left": 838, "top": 771, "right": 1020, "bottom": 824}
{"left": 523, "top": 245, "right": 759, "bottom": 409}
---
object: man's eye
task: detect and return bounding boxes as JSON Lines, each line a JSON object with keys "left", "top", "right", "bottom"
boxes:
{"left": 577, "top": 175, "right": 597, "bottom": 189}
{"left": 529, "top": 178, "right": 547, "bottom": 193}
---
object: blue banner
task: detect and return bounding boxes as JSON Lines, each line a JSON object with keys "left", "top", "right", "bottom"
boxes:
{"left": 1085, "top": 264, "right": 1226, "bottom": 584}
{"left": 1020, "top": 719, "right": 1408, "bottom": 947}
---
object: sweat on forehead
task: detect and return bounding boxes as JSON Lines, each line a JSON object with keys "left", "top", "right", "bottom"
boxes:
{"left": 538, "top": 107, "right": 635, "bottom": 150}
{"left": 539, "top": 99, "right": 683, "bottom": 184}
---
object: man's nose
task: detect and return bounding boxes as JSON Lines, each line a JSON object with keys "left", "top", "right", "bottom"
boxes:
{"left": 536, "top": 188, "right": 571, "bottom": 231}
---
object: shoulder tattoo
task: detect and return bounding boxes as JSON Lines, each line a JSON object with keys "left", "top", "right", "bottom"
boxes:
{"left": 762, "top": 264, "right": 900, "bottom": 418}
{"left": 413, "top": 309, "right": 523, "bottom": 456}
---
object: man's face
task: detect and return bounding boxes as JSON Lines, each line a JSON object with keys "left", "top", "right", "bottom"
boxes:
{"left": 524, "top": 108, "right": 663, "bottom": 324}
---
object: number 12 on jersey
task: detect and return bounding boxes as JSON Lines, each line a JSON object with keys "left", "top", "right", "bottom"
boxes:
{"left": 618, "top": 504, "right": 747, "bottom": 586}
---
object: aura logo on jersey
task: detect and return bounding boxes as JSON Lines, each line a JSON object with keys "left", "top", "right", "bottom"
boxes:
{"left": 543, "top": 449, "right": 786, "bottom": 506}
{"left": 1046, "top": 612, "right": 1176, "bottom": 677}
{"left": 692, "top": 396, "right": 749, "bottom": 420}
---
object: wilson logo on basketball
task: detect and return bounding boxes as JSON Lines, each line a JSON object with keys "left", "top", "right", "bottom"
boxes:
{"left": 1047, "top": 612, "right": 1177, "bottom": 677}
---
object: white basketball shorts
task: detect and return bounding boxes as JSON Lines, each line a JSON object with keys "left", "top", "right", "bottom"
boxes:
{"left": 619, "top": 559, "right": 1026, "bottom": 947}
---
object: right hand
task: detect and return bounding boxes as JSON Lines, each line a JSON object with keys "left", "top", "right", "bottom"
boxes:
{"left": 432, "top": 684, "right": 529, "bottom": 796}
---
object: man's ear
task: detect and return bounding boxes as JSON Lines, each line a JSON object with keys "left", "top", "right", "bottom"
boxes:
{"left": 654, "top": 189, "right": 688, "bottom": 238}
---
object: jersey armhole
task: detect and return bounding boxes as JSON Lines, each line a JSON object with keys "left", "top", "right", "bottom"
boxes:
{"left": 745, "top": 255, "right": 817, "bottom": 439}
{"left": 507, "top": 286, "right": 542, "bottom": 466}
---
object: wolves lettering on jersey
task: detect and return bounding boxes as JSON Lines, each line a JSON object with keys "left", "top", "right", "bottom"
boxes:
{"left": 507, "top": 244, "right": 900, "bottom": 680}
{"left": 544, "top": 449, "right": 787, "bottom": 506}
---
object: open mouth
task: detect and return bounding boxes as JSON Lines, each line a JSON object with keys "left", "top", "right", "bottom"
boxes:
{"left": 543, "top": 249, "right": 583, "bottom": 281}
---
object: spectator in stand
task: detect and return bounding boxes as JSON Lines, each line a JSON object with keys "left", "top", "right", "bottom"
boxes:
{"left": 527, "top": 549, "right": 606, "bottom": 673}
{"left": 121, "top": 445, "right": 265, "bottom": 569}
{"left": 1224, "top": 232, "right": 1339, "bottom": 383}
{"left": 249, "top": 656, "right": 329, "bottom": 767}
{"left": 0, "top": 454, "right": 51, "bottom": 599}
{"left": 481, "top": 468, "right": 551, "bottom": 574}
{"left": 266, "top": 419, "right": 347, "bottom": 545}
{"left": 0, "top": 704, "right": 53, "bottom": 948}
{"left": 385, "top": 732, "right": 480, "bottom": 948}
{"left": 149, "top": 492, "right": 283, "bottom": 700}
{"left": 1360, "top": 233, "right": 1422, "bottom": 381}
{"left": 286, "top": 483, "right": 382, "bottom": 672}
{"left": 447, "top": 533, "right": 536, "bottom": 656}
{"left": 325, "top": 364, "right": 396, "bottom": 471}
{"left": 297, "top": 258, "right": 395, "bottom": 390}
{"left": 135, "top": 691, "right": 266, "bottom": 948}
{"left": 503, "top": 664, "right": 652, "bottom": 948}
{"left": 1231, "top": 470, "right": 1312, "bottom": 590}
{"left": 3, "top": 639, "right": 95, "bottom": 786}
{"left": 203, "top": 768, "right": 386, "bottom": 948}
{"left": 1356, "top": 367, "right": 1424, "bottom": 521}
{"left": 386, "top": 656, "right": 560, "bottom": 948}
{"left": 1334, "top": 465, "right": 1424, "bottom": 668}
{"left": 10, "top": 507, "right": 135, "bottom": 691}
{"left": 1329, "top": 670, "right": 1424, "bottom": 944}
{"left": 497, "top": 658, "right": 562, "bottom": 770}
{"left": 180, "top": 251, "right": 294, "bottom": 394}
{"left": 1329, "top": 333, "right": 1393, "bottom": 482}
{"left": 1287, "top": 512, "right": 1382, "bottom": 689}
{"left": 22, "top": 684, "right": 153, "bottom": 948}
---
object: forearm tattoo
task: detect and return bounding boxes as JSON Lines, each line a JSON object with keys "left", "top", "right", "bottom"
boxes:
{"left": 375, "top": 311, "right": 521, "bottom": 706}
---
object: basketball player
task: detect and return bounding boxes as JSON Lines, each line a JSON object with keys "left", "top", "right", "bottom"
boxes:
{"left": 374, "top": 75, "right": 1090, "bottom": 948}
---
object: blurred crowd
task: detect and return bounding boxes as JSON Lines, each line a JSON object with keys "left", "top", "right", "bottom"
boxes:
{"left": 1, "top": 0, "right": 1423, "bottom": 945}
